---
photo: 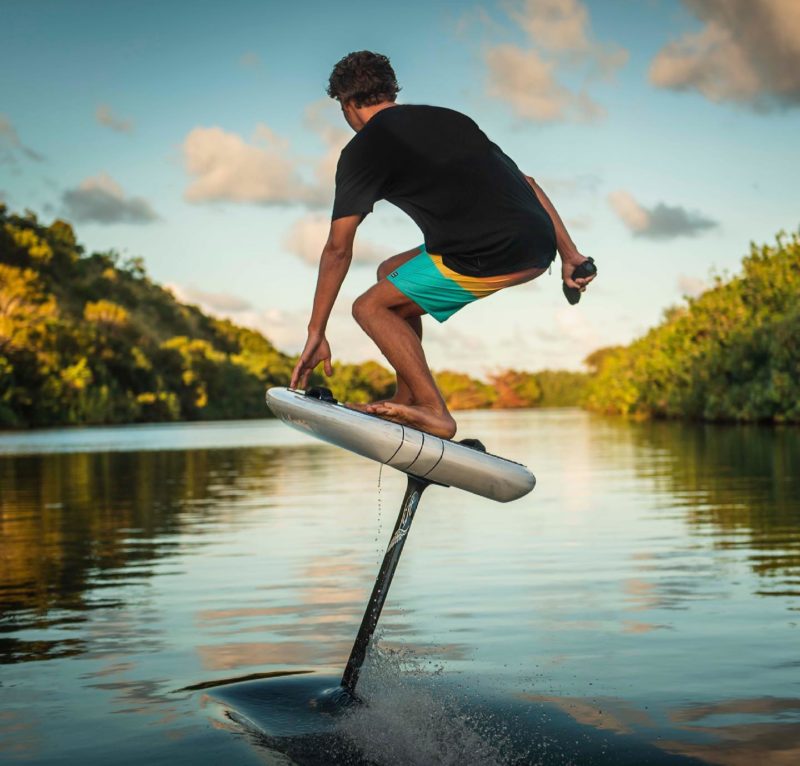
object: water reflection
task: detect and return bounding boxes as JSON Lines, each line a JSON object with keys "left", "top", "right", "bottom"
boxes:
{"left": 664, "top": 696, "right": 800, "bottom": 765}
{"left": 630, "top": 420, "right": 800, "bottom": 590}
{"left": 0, "top": 446, "right": 293, "bottom": 663}
{"left": 0, "top": 413, "right": 798, "bottom": 765}
{"left": 521, "top": 693, "right": 658, "bottom": 737}
{"left": 518, "top": 691, "right": 800, "bottom": 766}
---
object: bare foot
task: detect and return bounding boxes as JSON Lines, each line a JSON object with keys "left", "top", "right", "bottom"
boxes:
{"left": 347, "top": 396, "right": 413, "bottom": 413}
{"left": 367, "top": 396, "right": 414, "bottom": 407}
{"left": 366, "top": 402, "right": 457, "bottom": 439}
{"left": 346, "top": 398, "right": 410, "bottom": 414}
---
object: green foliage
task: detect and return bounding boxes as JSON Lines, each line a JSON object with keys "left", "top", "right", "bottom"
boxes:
{"left": 326, "top": 361, "right": 395, "bottom": 404}
{"left": 0, "top": 206, "right": 591, "bottom": 428}
{"left": 0, "top": 208, "right": 310, "bottom": 427}
{"left": 433, "top": 368, "right": 589, "bottom": 410}
{"left": 586, "top": 231, "right": 800, "bottom": 423}
{"left": 488, "top": 369, "right": 542, "bottom": 408}
{"left": 534, "top": 369, "right": 590, "bottom": 407}
{"left": 84, "top": 299, "right": 129, "bottom": 327}
{"left": 434, "top": 370, "right": 497, "bottom": 410}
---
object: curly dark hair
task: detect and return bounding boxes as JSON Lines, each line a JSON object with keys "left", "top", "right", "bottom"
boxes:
{"left": 327, "top": 51, "right": 400, "bottom": 107}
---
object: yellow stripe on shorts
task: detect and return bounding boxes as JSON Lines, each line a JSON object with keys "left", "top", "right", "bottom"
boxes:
{"left": 428, "top": 253, "right": 531, "bottom": 298}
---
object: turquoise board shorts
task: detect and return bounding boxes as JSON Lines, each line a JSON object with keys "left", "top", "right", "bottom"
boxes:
{"left": 386, "top": 245, "right": 531, "bottom": 322}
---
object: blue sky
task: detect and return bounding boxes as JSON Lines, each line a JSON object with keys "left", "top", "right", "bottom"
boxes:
{"left": 2, "top": 0, "right": 798, "bottom": 373}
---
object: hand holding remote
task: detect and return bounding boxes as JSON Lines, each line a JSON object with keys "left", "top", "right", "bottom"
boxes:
{"left": 563, "top": 257, "right": 597, "bottom": 305}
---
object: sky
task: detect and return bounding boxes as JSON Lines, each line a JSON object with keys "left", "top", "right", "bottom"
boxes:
{"left": 2, "top": 0, "right": 798, "bottom": 375}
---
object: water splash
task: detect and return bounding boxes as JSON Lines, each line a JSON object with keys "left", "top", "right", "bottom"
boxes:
{"left": 336, "top": 641, "right": 523, "bottom": 766}
{"left": 206, "top": 645, "right": 698, "bottom": 766}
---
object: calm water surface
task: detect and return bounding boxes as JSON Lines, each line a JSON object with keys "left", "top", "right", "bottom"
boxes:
{"left": 1, "top": 410, "right": 798, "bottom": 765}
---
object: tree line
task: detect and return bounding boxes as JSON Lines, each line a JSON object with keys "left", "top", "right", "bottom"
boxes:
{"left": 0, "top": 206, "right": 586, "bottom": 428}
{"left": 585, "top": 231, "right": 800, "bottom": 423}
{"left": 7, "top": 205, "right": 793, "bottom": 428}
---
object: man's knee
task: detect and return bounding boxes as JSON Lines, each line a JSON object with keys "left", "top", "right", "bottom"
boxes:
{"left": 352, "top": 293, "right": 372, "bottom": 324}
{"left": 353, "top": 288, "right": 403, "bottom": 325}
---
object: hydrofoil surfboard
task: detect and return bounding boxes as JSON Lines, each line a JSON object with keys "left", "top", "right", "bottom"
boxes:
{"left": 265, "top": 386, "right": 535, "bottom": 502}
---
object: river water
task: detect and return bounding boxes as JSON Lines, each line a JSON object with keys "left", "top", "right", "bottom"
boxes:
{"left": 1, "top": 410, "right": 798, "bottom": 765}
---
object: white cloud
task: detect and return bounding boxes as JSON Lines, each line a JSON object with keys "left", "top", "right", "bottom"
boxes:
{"left": 650, "top": 0, "right": 800, "bottom": 110}
{"left": 283, "top": 214, "right": 330, "bottom": 265}
{"left": 608, "top": 190, "right": 717, "bottom": 240}
{"left": 513, "top": 0, "right": 591, "bottom": 53}
{"left": 61, "top": 173, "right": 159, "bottom": 224}
{"left": 304, "top": 99, "right": 351, "bottom": 206}
{"left": 283, "top": 213, "right": 389, "bottom": 266}
{"left": 353, "top": 239, "right": 392, "bottom": 264}
{"left": 182, "top": 124, "right": 311, "bottom": 205}
{"left": 181, "top": 103, "right": 351, "bottom": 208}
{"left": 511, "top": 0, "right": 628, "bottom": 74}
{"left": 486, "top": 45, "right": 597, "bottom": 122}
{"left": 608, "top": 191, "right": 649, "bottom": 233}
{"left": 95, "top": 104, "right": 133, "bottom": 133}
{"left": 482, "top": 0, "right": 627, "bottom": 123}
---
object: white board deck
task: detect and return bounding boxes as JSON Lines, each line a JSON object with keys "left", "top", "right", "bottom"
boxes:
{"left": 265, "top": 387, "right": 535, "bottom": 503}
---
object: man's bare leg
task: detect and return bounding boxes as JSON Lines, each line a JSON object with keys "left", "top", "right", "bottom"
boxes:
{"left": 351, "top": 279, "right": 456, "bottom": 438}
{"left": 373, "top": 247, "right": 424, "bottom": 406}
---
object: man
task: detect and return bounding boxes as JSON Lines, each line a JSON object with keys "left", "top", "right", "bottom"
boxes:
{"left": 290, "top": 51, "right": 596, "bottom": 438}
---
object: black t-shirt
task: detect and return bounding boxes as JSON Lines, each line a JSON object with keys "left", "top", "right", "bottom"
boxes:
{"left": 332, "top": 104, "right": 556, "bottom": 277}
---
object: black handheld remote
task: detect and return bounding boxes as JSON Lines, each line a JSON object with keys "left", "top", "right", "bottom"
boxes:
{"left": 563, "top": 257, "right": 597, "bottom": 305}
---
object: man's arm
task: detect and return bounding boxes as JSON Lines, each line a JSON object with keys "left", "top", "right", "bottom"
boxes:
{"left": 524, "top": 175, "right": 580, "bottom": 261}
{"left": 290, "top": 215, "right": 361, "bottom": 389}
{"left": 524, "top": 175, "right": 595, "bottom": 290}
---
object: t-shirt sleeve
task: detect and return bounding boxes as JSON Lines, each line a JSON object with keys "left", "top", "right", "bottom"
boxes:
{"left": 331, "top": 140, "right": 386, "bottom": 221}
